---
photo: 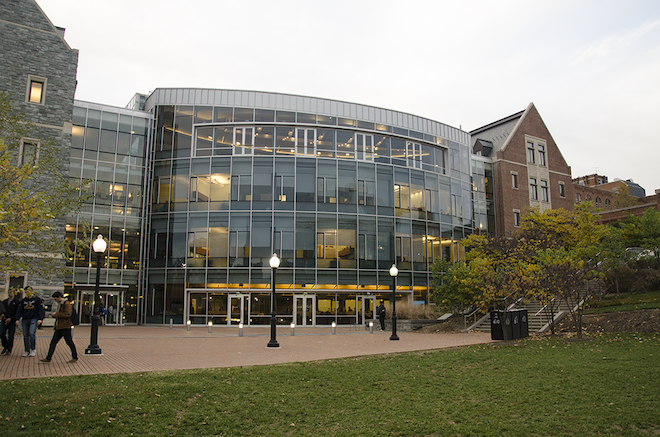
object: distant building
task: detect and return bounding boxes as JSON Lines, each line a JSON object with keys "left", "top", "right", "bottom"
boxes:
{"left": 599, "top": 190, "right": 660, "bottom": 225}
{"left": 470, "top": 103, "right": 574, "bottom": 237}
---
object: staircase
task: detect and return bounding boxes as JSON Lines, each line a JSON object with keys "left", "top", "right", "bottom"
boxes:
{"left": 466, "top": 298, "right": 575, "bottom": 334}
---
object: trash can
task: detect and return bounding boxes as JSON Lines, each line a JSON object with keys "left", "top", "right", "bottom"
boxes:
{"left": 511, "top": 309, "right": 521, "bottom": 339}
{"left": 519, "top": 309, "right": 529, "bottom": 338}
{"left": 490, "top": 311, "right": 503, "bottom": 340}
{"left": 502, "top": 311, "right": 513, "bottom": 340}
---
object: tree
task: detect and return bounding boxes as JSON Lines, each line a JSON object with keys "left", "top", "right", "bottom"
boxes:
{"left": 613, "top": 183, "right": 639, "bottom": 209}
{"left": 0, "top": 92, "right": 87, "bottom": 282}
{"left": 620, "top": 208, "right": 660, "bottom": 266}
{"left": 534, "top": 248, "right": 585, "bottom": 335}
{"left": 430, "top": 258, "right": 483, "bottom": 315}
{"left": 430, "top": 205, "right": 605, "bottom": 338}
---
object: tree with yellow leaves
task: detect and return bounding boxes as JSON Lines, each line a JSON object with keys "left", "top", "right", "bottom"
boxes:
{"left": 0, "top": 92, "right": 88, "bottom": 282}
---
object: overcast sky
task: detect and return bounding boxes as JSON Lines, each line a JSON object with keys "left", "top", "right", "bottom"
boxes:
{"left": 36, "top": 0, "right": 660, "bottom": 194}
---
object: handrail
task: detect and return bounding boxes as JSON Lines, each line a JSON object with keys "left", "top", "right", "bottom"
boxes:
{"left": 534, "top": 298, "right": 555, "bottom": 317}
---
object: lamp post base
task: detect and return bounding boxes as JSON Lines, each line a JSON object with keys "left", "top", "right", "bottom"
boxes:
{"left": 390, "top": 313, "right": 399, "bottom": 341}
{"left": 266, "top": 340, "right": 280, "bottom": 348}
{"left": 84, "top": 345, "right": 103, "bottom": 355}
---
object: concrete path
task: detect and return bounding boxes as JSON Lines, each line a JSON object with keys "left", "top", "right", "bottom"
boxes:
{"left": 0, "top": 325, "right": 493, "bottom": 380}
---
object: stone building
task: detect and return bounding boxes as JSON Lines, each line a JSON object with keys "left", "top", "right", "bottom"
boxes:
{"left": 0, "top": 0, "right": 79, "bottom": 302}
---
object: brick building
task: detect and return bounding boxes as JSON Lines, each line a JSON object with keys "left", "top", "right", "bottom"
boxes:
{"left": 470, "top": 103, "right": 574, "bottom": 237}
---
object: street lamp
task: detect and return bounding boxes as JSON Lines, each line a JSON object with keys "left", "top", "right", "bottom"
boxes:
{"left": 267, "top": 253, "right": 281, "bottom": 348}
{"left": 389, "top": 264, "right": 399, "bottom": 341}
{"left": 85, "top": 234, "right": 107, "bottom": 355}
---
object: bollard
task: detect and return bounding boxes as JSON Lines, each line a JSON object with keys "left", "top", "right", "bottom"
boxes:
{"left": 369, "top": 321, "right": 374, "bottom": 334}
{"left": 290, "top": 323, "right": 295, "bottom": 336}
{"left": 186, "top": 320, "right": 191, "bottom": 331}
{"left": 208, "top": 321, "right": 213, "bottom": 333}
{"left": 331, "top": 321, "right": 336, "bottom": 335}
{"left": 239, "top": 323, "right": 244, "bottom": 337}
{"left": 169, "top": 318, "right": 173, "bottom": 329}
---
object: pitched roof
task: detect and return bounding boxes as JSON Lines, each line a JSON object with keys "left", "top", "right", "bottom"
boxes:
{"left": 469, "top": 106, "right": 528, "bottom": 154}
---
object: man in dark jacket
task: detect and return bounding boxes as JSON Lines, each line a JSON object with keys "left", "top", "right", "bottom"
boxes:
{"left": 377, "top": 300, "right": 386, "bottom": 331}
{"left": 15, "top": 286, "right": 45, "bottom": 357}
{"left": 40, "top": 291, "right": 78, "bottom": 363}
{"left": 1, "top": 288, "right": 21, "bottom": 355}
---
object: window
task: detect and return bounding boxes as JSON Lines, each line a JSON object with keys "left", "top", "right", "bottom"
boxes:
{"left": 575, "top": 193, "right": 582, "bottom": 203}
{"left": 19, "top": 138, "right": 39, "bottom": 166}
{"left": 514, "top": 210, "right": 521, "bottom": 227}
{"left": 297, "top": 128, "right": 316, "bottom": 156}
{"left": 538, "top": 144, "right": 546, "bottom": 166}
{"left": 605, "top": 198, "right": 611, "bottom": 208}
{"left": 233, "top": 127, "right": 253, "bottom": 155}
{"left": 595, "top": 197, "right": 601, "bottom": 207}
{"left": 541, "top": 180, "right": 549, "bottom": 202}
{"left": 356, "top": 133, "right": 374, "bottom": 161}
{"left": 6, "top": 273, "right": 27, "bottom": 291}
{"left": 26, "top": 75, "right": 47, "bottom": 104}
{"left": 511, "top": 172, "right": 518, "bottom": 189}
{"left": 231, "top": 175, "right": 251, "bottom": 201}
{"left": 559, "top": 182, "right": 566, "bottom": 198}
{"left": 406, "top": 142, "right": 422, "bottom": 168}
{"left": 527, "top": 141, "right": 535, "bottom": 164}
{"left": 530, "top": 178, "right": 538, "bottom": 201}
{"left": 275, "top": 175, "right": 294, "bottom": 202}
{"left": 317, "top": 177, "right": 337, "bottom": 203}
{"left": 156, "top": 177, "right": 171, "bottom": 204}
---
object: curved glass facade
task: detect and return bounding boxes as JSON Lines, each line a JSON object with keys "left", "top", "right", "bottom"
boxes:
{"left": 144, "top": 89, "right": 474, "bottom": 326}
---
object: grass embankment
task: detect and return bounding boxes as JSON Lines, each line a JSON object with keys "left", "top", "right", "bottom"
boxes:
{"left": 585, "top": 290, "right": 660, "bottom": 314}
{"left": 1, "top": 334, "right": 658, "bottom": 436}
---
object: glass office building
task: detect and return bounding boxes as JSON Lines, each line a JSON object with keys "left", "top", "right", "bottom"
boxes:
{"left": 67, "top": 89, "right": 476, "bottom": 327}
{"left": 65, "top": 101, "right": 151, "bottom": 325}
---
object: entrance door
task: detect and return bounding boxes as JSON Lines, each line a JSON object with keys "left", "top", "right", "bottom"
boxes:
{"left": 294, "top": 294, "right": 315, "bottom": 326}
{"left": 228, "top": 294, "right": 248, "bottom": 326}
{"left": 104, "top": 293, "right": 121, "bottom": 325}
{"left": 78, "top": 291, "right": 124, "bottom": 326}
{"left": 357, "top": 296, "right": 376, "bottom": 326}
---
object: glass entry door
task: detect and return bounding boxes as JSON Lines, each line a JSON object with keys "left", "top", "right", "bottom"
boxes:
{"left": 78, "top": 291, "right": 124, "bottom": 326}
{"left": 228, "top": 294, "right": 248, "bottom": 326}
{"left": 357, "top": 296, "right": 376, "bottom": 326}
{"left": 294, "top": 294, "right": 315, "bottom": 326}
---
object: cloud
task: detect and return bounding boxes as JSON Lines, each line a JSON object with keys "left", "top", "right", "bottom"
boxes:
{"left": 568, "top": 19, "right": 660, "bottom": 66}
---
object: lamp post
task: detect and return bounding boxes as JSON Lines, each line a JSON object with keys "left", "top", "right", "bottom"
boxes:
{"left": 389, "top": 264, "right": 399, "bottom": 341}
{"left": 267, "top": 253, "right": 280, "bottom": 348}
{"left": 86, "top": 234, "right": 107, "bottom": 355}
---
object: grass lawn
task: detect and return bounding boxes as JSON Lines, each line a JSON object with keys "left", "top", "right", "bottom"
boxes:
{"left": 585, "top": 291, "right": 660, "bottom": 314}
{"left": 1, "top": 333, "right": 658, "bottom": 436}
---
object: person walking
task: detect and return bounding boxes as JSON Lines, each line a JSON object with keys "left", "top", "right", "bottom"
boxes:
{"left": 377, "top": 300, "right": 386, "bottom": 331}
{"left": 39, "top": 291, "right": 78, "bottom": 363}
{"left": 15, "top": 286, "right": 45, "bottom": 357}
{"left": 1, "top": 288, "right": 21, "bottom": 355}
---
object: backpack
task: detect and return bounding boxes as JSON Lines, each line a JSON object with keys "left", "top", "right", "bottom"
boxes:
{"left": 69, "top": 302, "right": 80, "bottom": 326}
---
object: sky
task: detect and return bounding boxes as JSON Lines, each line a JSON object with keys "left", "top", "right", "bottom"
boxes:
{"left": 36, "top": 0, "right": 660, "bottom": 194}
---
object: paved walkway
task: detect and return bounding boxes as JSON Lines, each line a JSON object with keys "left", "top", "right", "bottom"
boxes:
{"left": 0, "top": 325, "right": 493, "bottom": 380}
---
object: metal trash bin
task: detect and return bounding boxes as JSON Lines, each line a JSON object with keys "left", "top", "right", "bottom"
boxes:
{"left": 490, "top": 311, "right": 503, "bottom": 340}
{"left": 502, "top": 311, "right": 513, "bottom": 340}
{"left": 511, "top": 309, "right": 521, "bottom": 339}
{"left": 519, "top": 309, "right": 529, "bottom": 338}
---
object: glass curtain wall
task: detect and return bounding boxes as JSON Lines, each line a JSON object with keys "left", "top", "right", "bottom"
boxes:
{"left": 66, "top": 103, "right": 150, "bottom": 324}
{"left": 146, "top": 100, "right": 474, "bottom": 325}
